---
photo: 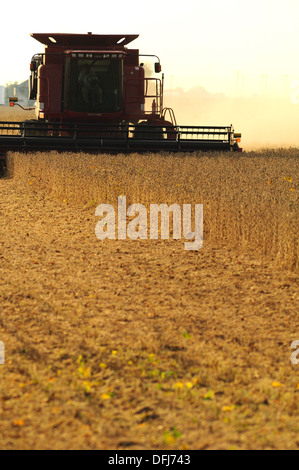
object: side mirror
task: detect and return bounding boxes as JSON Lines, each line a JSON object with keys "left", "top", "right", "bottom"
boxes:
{"left": 30, "top": 61, "right": 37, "bottom": 71}
{"left": 154, "top": 62, "right": 161, "bottom": 73}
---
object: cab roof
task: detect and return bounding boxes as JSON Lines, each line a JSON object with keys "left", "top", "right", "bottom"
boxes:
{"left": 30, "top": 33, "right": 139, "bottom": 48}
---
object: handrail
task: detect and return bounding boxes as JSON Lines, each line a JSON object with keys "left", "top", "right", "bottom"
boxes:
{"left": 124, "top": 77, "right": 162, "bottom": 115}
{"left": 162, "top": 107, "right": 177, "bottom": 126}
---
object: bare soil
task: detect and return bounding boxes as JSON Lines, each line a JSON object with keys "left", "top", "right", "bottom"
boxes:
{"left": 0, "top": 165, "right": 298, "bottom": 450}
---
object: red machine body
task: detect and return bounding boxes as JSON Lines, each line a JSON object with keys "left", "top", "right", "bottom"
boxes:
{"left": 0, "top": 32, "right": 242, "bottom": 163}
{"left": 29, "top": 33, "right": 165, "bottom": 125}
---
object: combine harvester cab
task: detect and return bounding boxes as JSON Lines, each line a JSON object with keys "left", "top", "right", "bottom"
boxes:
{"left": 0, "top": 32, "right": 242, "bottom": 168}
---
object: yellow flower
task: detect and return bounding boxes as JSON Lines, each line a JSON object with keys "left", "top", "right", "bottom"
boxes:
{"left": 222, "top": 406, "right": 232, "bottom": 412}
{"left": 101, "top": 393, "right": 111, "bottom": 400}
{"left": 174, "top": 382, "right": 184, "bottom": 389}
{"left": 83, "top": 381, "right": 93, "bottom": 393}
{"left": 78, "top": 365, "right": 91, "bottom": 378}
{"left": 13, "top": 419, "right": 24, "bottom": 427}
{"left": 164, "top": 434, "right": 175, "bottom": 445}
{"left": 272, "top": 381, "right": 283, "bottom": 388}
{"left": 203, "top": 390, "right": 215, "bottom": 400}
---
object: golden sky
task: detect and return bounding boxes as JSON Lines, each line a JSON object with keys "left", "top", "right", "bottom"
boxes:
{"left": 1, "top": 0, "right": 299, "bottom": 97}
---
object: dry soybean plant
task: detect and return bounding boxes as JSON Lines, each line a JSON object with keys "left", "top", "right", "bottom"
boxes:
{"left": 8, "top": 148, "right": 298, "bottom": 272}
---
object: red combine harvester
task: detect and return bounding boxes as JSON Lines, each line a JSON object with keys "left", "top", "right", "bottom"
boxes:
{"left": 0, "top": 33, "right": 242, "bottom": 173}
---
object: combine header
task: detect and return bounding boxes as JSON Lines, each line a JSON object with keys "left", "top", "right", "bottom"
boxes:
{"left": 0, "top": 33, "right": 241, "bottom": 173}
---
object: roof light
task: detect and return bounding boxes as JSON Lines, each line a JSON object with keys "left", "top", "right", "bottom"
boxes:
{"left": 48, "top": 36, "right": 57, "bottom": 43}
{"left": 117, "top": 37, "right": 126, "bottom": 44}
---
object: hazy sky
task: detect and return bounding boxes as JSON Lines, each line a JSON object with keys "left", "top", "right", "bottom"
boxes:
{"left": 1, "top": 0, "right": 299, "bottom": 96}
